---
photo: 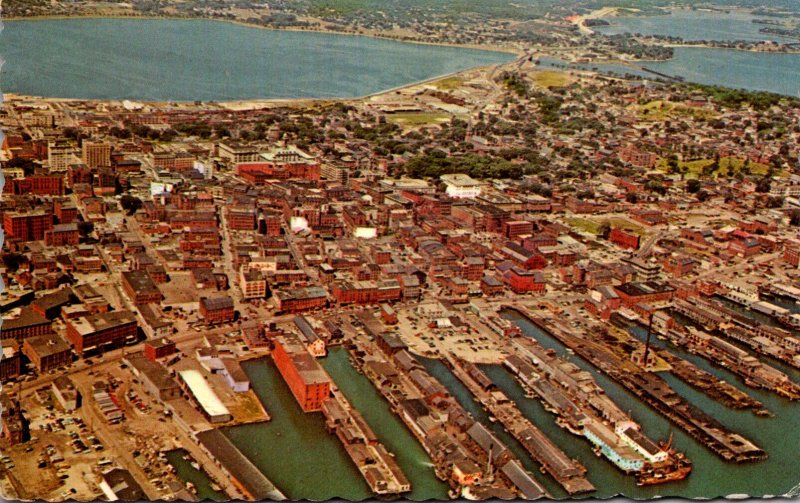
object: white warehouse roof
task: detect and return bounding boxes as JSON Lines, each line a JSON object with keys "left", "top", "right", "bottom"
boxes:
{"left": 178, "top": 369, "right": 231, "bottom": 420}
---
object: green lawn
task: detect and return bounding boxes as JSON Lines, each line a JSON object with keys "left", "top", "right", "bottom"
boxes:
{"left": 566, "top": 217, "right": 646, "bottom": 236}
{"left": 656, "top": 156, "right": 772, "bottom": 178}
{"left": 531, "top": 70, "right": 571, "bottom": 89}
{"left": 433, "top": 76, "right": 464, "bottom": 91}
{"left": 386, "top": 111, "right": 453, "bottom": 127}
{"left": 635, "top": 100, "right": 718, "bottom": 121}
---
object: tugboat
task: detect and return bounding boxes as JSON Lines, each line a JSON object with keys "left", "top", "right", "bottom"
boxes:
{"left": 636, "top": 437, "right": 693, "bottom": 486}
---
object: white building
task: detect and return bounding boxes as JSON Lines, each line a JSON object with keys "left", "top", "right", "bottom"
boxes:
{"left": 178, "top": 369, "right": 232, "bottom": 423}
{"left": 440, "top": 173, "right": 483, "bottom": 199}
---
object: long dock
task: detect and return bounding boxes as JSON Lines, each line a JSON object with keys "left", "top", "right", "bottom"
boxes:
{"left": 321, "top": 391, "right": 411, "bottom": 496}
{"left": 444, "top": 354, "right": 595, "bottom": 495}
{"left": 612, "top": 314, "right": 769, "bottom": 413}
{"left": 342, "top": 327, "right": 551, "bottom": 500}
{"left": 674, "top": 297, "right": 800, "bottom": 371}
{"left": 505, "top": 334, "right": 693, "bottom": 485}
{"left": 507, "top": 306, "right": 767, "bottom": 464}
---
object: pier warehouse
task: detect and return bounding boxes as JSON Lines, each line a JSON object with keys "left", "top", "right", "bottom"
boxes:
{"left": 272, "top": 335, "right": 331, "bottom": 412}
{"left": 196, "top": 429, "right": 285, "bottom": 501}
{"left": 177, "top": 369, "right": 232, "bottom": 423}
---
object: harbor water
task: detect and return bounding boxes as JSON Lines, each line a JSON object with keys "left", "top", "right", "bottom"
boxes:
{"left": 223, "top": 357, "right": 371, "bottom": 501}
{"left": 320, "top": 347, "right": 450, "bottom": 501}
{"left": 501, "top": 309, "right": 800, "bottom": 498}
{"left": 0, "top": 19, "right": 514, "bottom": 101}
{"left": 594, "top": 10, "right": 796, "bottom": 43}
{"left": 224, "top": 352, "right": 450, "bottom": 500}
{"left": 536, "top": 50, "right": 800, "bottom": 97}
{"left": 164, "top": 449, "right": 227, "bottom": 501}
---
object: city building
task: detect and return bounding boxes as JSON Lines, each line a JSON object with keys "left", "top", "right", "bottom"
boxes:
{"left": 44, "top": 223, "right": 80, "bottom": 246}
{"left": 22, "top": 333, "right": 72, "bottom": 372}
{"left": 440, "top": 174, "right": 483, "bottom": 199}
{"left": 82, "top": 140, "right": 112, "bottom": 168}
{"left": 240, "top": 270, "right": 267, "bottom": 299}
{"left": 177, "top": 369, "right": 232, "bottom": 423}
{"left": 3, "top": 211, "right": 53, "bottom": 241}
{"left": 65, "top": 310, "right": 138, "bottom": 356}
{"left": 0, "top": 340, "right": 21, "bottom": 381}
{"left": 271, "top": 335, "right": 331, "bottom": 412}
{"left": 199, "top": 296, "right": 235, "bottom": 324}
{"left": 121, "top": 270, "right": 163, "bottom": 305}
{"left": 144, "top": 337, "right": 177, "bottom": 362}
{"left": 51, "top": 376, "right": 79, "bottom": 412}
{"left": 275, "top": 287, "right": 328, "bottom": 314}
{"left": 1, "top": 307, "right": 53, "bottom": 342}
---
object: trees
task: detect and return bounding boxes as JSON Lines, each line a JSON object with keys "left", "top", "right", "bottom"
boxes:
{"left": 645, "top": 180, "right": 667, "bottom": 195}
{"left": 597, "top": 221, "right": 612, "bottom": 240}
{"left": 756, "top": 177, "right": 772, "bottom": 194}
{"left": 403, "top": 152, "right": 522, "bottom": 180}
{"left": 686, "top": 179, "right": 702, "bottom": 193}
{"left": 120, "top": 195, "right": 143, "bottom": 215}
{"left": 790, "top": 210, "right": 800, "bottom": 227}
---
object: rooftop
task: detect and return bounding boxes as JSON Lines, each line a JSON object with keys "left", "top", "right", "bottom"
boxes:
{"left": 68, "top": 310, "right": 137, "bottom": 337}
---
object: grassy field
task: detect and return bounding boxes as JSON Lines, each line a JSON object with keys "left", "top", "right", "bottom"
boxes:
{"left": 531, "top": 70, "right": 571, "bottom": 89}
{"left": 434, "top": 76, "right": 464, "bottom": 91}
{"left": 635, "top": 100, "right": 718, "bottom": 121}
{"left": 566, "top": 216, "right": 646, "bottom": 236}
{"left": 656, "top": 156, "right": 772, "bottom": 178}
{"left": 386, "top": 111, "right": 453, "bottom": 126}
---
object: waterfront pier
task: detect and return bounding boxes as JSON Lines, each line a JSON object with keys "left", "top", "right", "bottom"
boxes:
{"left": 444, "top": 354, "right": 595, "bottom": 495}
{"left": 507, "top": 306, "right": 767, "bottom": 464}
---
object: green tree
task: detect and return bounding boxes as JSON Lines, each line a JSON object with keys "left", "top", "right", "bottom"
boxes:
{"left": 597, "top": 221, "right": 612, "bottom": 239}
{"left": 686, "top": 179, "right": 702, "bottom": 193}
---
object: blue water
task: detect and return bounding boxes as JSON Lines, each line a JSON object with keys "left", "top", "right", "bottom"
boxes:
{"left": 537, "top": 48, "right": 800, "bottom": 97}
{"left": 501, "top": 310, "right": 800, "bottom": 498}
{"left": 0, "top": 18, "right": 514, "bottom": 101}
{"left": 595, "top": 10, "right": 798, "bottom": 43}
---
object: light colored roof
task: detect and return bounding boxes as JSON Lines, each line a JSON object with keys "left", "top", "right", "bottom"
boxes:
{"left": 440, "top": 173, "right": 482, "bottom": 187}
{"left": 178, "top": 369, "right": 230, "bottom": 419}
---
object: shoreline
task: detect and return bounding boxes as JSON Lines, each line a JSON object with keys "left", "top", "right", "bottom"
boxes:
{"left": 0, "top": 14, "right": 521, "bottom": 106}
{"left": 1, "top": 56, "right": 518, "bottom": 107}
{"left": 1, "top": 13, "right": 523, "bottom": 57}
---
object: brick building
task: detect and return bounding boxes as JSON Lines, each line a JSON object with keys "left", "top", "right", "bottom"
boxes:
{"left": 1, "top": 307, "right": 53, "bottom": 342}
{"left": 0, "top": 341, "right": 21, "bottom": 381}
{"left": 784, "top": 239, "right": 800, "bottom": 267}
{"left": 613, "top": 282, "right": 676, "bottom": 307}
{"left": 331, "top": 280, "right": 402, "bottom": 305}
{"left": 199, "top": 296, "right": 235, "bottom": 324}
{"left": 275, "top": 287, "right": 328, "bottom": 314}
{"left": 22, "top": 334, "right": 73, "bottom": 372}
{"left": 65, "top": 311, "right": 138, "bottom": 356}
{"left": 609, "top": 228, "right": 640, "bottom": 250}
{"left": 271, "top": 335, "right": 331, "bottom": 412}
{"left": 44, "top": 223, "right": 80, "bottom": 247}
{"left": 3, "top": 211, "right": 53, "bottom": 241}
{"left": 144, "top": 337, "right": 177, "bottom": 362}
{"left": 502, "top": 267, "right": 546, "bottom": 294}
{"left": 122, "top": 270, "right": 163, "bottom": 305}
{"left": 226, "top": 206, "right": 256, "bottom": 231}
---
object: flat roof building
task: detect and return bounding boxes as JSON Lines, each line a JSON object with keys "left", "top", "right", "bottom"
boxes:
{"left": 65, "top": 310, "right": 138, "bottom": 356}
{"left": 271, "top": 335, "right": 331, "bottom": 412}
{"left": 177, "top": 369, "right": 232, "bottom": 423}
{"left": 22, "top": 333, "right": 72, "bottom": 372}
